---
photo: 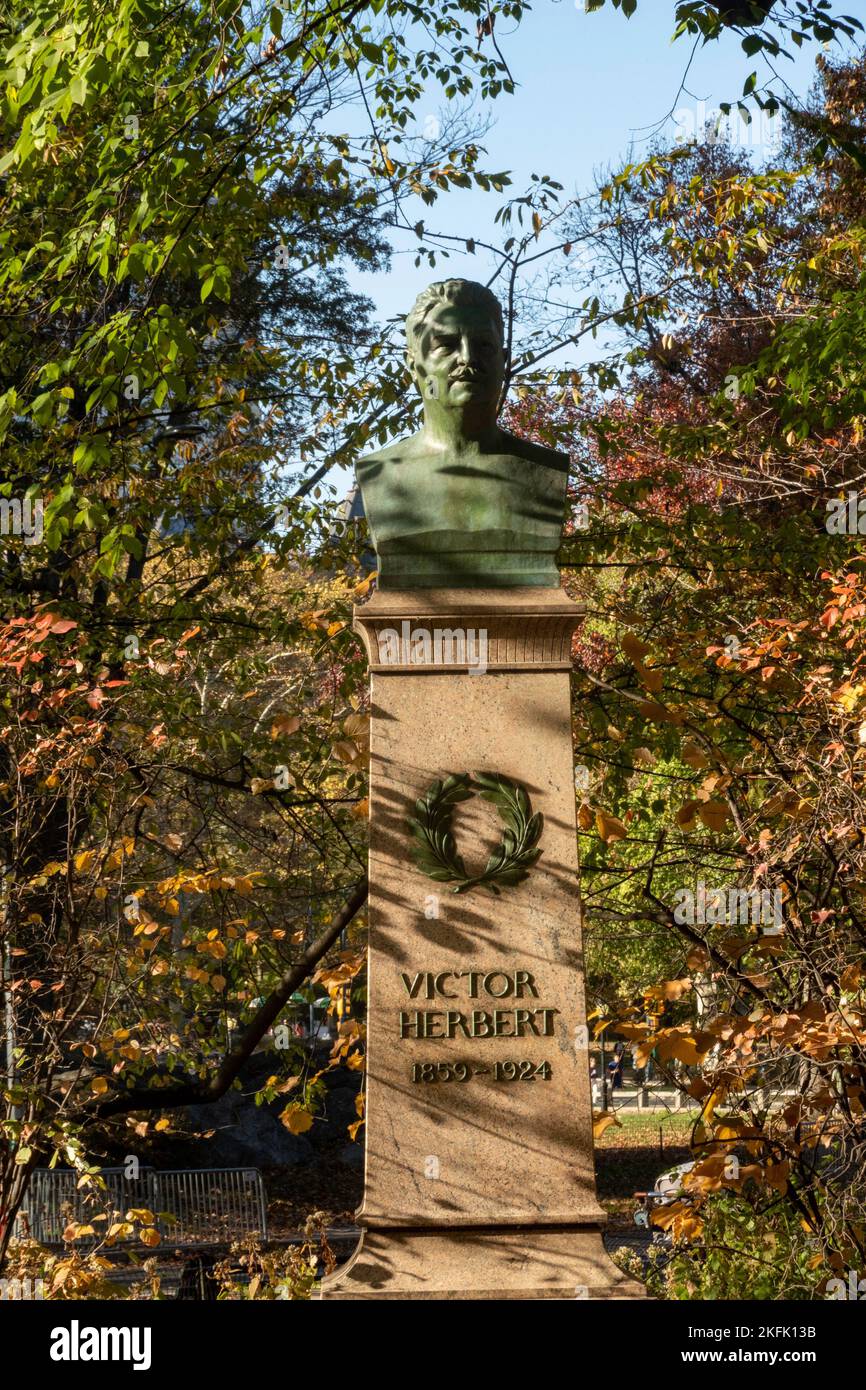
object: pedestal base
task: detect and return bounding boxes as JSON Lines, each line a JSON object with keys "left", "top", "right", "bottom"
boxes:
{"left": 317, "top": 1225, "right": 646, "bottom": 1300}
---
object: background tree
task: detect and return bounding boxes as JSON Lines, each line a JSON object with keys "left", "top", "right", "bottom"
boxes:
{"left": 0, "top": 0, "right": 516, "bottom": 1264}
{"left": 497, "top": 50, "right": 866, "bottom": 1290}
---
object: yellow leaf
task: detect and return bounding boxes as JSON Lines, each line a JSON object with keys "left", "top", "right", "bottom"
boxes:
{"left": 106, "top": 1221, "right": 134, "bottom": 1240}
{"left": 673, "top": 1211, "right": 704, "bottom": 1242}
{"left": 299, "top": 609, "right": 326, "bottom": 631}
{"left": 655, "top": 1034, "right": 701, "bottom": 1066}
{"left": 651, "top": 1200, "right": 687, "bottom": 1231}
{"left": 714, "top": 1122, "right": 744, "bottom": 1141}
{"left": 74, "top": 849, "right": 97, "bottom": 872}
{"left": 139, "top": 1227, "right": 161, "bottom": 1248}
{"left": 64, "top": 1222, "right": 96, "bottom": 1240}
{"left": 658, "top": 978, "right": 693, "bottom": 1001}
{"left": 126, "top": 1208, "right": 156, "bottom": 1224}
{"left": 210, "top": 974, "right": 226, "bottom": 992}
{"left": 280, "top": 1104, "right": 314, "bottom": 1135}
{"left": 592, "top": 1111, "right": 621, "bottom": 1141}
{"left": 577, "top": 802, "right": 593, "bottom": 831}
{"left": 613, "top": 1022, "right": 650, "bottom": 1041}
{"left": 343, "top": 713, "right": 369, "bottom": 741}
{"left": 91, "top": 1076, "right": 108, "bottom": 1095}
{"left": 105, "top": 836, "right": 136, "bottom": 870}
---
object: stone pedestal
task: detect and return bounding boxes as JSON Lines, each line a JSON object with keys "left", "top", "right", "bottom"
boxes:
{"left": 319, "top": 589, "right": 643, "bottom": 1299}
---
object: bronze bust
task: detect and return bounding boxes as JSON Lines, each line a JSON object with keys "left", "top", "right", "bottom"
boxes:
{"left": 356, "top": 279, "right": 568, "bottom": 588}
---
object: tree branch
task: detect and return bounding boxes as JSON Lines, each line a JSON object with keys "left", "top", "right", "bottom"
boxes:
{"left": 90, "top": 876, "right": 368, "bottom": 1120}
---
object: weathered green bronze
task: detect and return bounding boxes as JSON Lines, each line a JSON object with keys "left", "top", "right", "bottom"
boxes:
{"left": 356, "top": 279, "right": 568, "bottom": 588}
{"left": 407, "top": 771, "right": 544, "bottom": 896}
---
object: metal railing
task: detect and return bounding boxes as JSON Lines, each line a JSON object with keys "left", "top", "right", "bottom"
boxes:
{"left": 16, "top": 1167, "right": 268, "bottom": 1248}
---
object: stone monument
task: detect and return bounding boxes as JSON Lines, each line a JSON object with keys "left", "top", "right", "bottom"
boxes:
{"left": 319, "top": 279, "right": 643, "bottom": 1299}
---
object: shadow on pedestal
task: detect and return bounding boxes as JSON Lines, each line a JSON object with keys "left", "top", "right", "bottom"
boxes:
{"left": 318, "top": 1224, "right": 646, "bottom": 1300}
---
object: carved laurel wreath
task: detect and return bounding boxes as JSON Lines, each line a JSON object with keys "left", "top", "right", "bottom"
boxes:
{"left": 407, "top": 772, "right": 543, "bottom": 896}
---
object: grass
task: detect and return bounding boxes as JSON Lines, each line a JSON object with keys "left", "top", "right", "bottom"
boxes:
{"left": 595, "top": 1109, "right": 695, "bottom": 1208}
{"left": 598, "top": 1110, "right": 695, "bottom": 1148}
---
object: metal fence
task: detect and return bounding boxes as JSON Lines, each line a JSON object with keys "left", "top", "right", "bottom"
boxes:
{"left": 16, "top": 1167, "right": 268, "bottom": 1248}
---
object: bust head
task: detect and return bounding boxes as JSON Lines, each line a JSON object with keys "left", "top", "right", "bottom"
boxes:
{"left": 356, "top": 277, "right": 567, "bottom": 589}
{"left": 405, "top": 279, "right": 505, "bottom": 416}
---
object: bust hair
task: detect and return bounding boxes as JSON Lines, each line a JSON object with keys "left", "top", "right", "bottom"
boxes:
{"left": 405, "top": 279, "right": 504, "bottom": 370}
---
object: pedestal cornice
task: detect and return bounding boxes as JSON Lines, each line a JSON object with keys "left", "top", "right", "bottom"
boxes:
{"left": 353, "top": 587, "right": 584, "bottom": 673}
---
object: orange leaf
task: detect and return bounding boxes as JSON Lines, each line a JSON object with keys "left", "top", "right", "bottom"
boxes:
{"left": 270, "top": 713, "right": 301, "bottom": 740}
{"left": 698, "top": 799, "right": 729, "bottom": 832}
{"left": 596, "top": 810, "right": 627, "bottom": 844}
{"left": 622, "top": 632, "right": 652, "bottom": 663}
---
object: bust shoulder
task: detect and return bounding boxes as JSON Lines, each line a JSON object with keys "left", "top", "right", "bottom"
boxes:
{"left": 357, "top": 427, "right": 568, "bottom": 477}
{"left": 496, "top": 428, "right": 569, "bottom": 474}
{"left": 356, "top": 432, "right": 426, "bottom": 480}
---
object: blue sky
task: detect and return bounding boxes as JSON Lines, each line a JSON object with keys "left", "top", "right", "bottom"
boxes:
{"left": 320, "top": 2, "right": 864, "bottom": 494}
{"left": 349, "top": 2, "right": 859, "bottom": 325}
